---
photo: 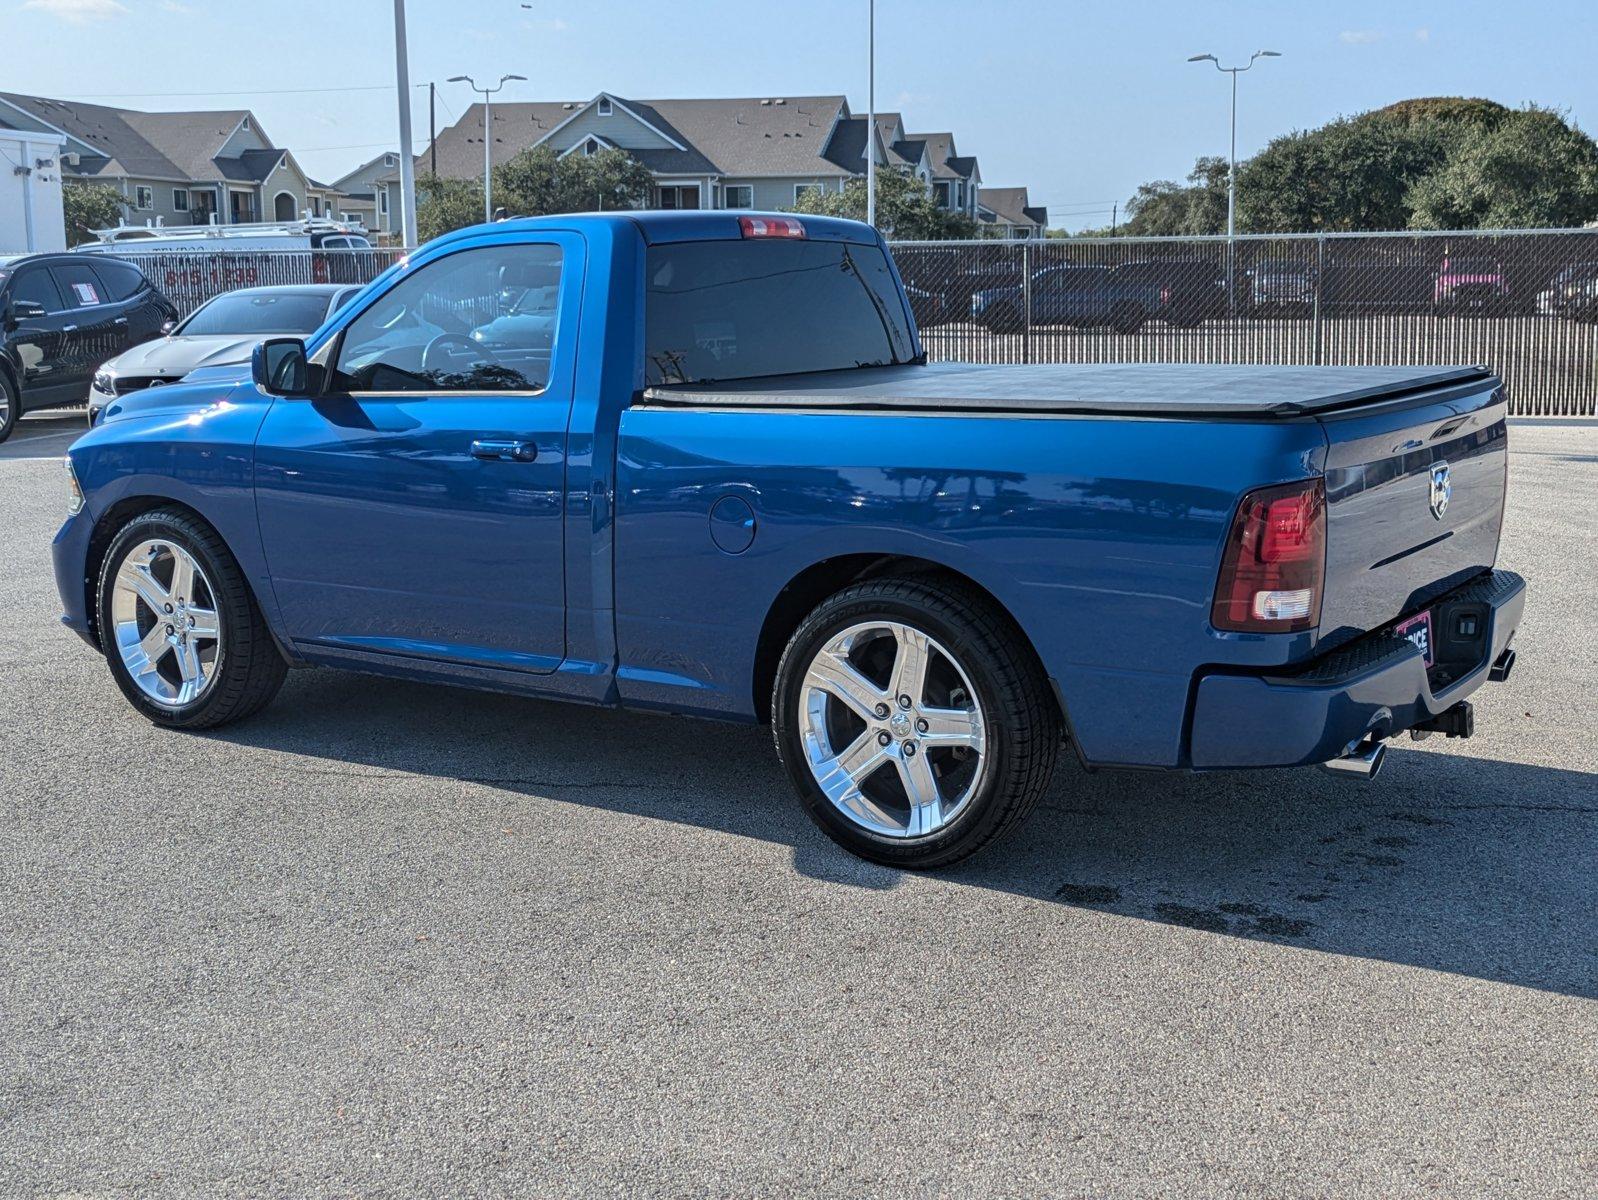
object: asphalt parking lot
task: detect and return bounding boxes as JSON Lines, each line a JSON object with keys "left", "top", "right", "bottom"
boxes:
{"left": 2, "top": 412, "right": 1594, "bottom": 1197}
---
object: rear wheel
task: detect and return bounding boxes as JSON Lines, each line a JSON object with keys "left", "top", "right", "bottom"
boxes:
{"left": 98, "top": 508, "right": 287, "bottom": 729}
{"left": 0, "top": 372, "right": 18, "bottom": 444}
{"left": 1110, "top": 301, "right": 1146, "bottom": 334}
{"left": 772, "top": 576, "right": 1061, "bottom": 868}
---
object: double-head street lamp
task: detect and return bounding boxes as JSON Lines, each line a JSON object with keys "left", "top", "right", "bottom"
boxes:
{"left": 1187, "top": 50, "right": 1281, "bottom": 241}
{"left": 449, "top": 73, "right": 528, "bottom": 222}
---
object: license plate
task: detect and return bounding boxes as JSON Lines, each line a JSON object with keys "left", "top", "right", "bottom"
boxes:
{"left": 1394, "top": 610, "right": 1434, "bottom": 667}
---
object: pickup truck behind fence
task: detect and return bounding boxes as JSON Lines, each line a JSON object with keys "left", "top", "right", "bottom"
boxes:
{"left": 57, "top": 212, "right": 1526, "bottom": 867}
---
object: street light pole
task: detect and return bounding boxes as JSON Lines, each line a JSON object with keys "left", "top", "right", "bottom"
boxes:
{"left": 448, "top": 73, "right": 527, "bottom": 223}
{"left": 866, "top": 0, "right": 876, "bottom": 229}
{"left": 1187, "top": 50, "right": 1281, "bottom": 241}
{"left": 1188, "top": 49, "right": 1280, "bottom": 311}
{"left": 392, "top": 0, "right": 419, "bottom": 247}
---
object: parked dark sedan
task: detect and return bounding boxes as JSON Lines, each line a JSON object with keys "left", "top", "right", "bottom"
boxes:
{"left": 0, "top": 253, "right": 177, "bottom": 442}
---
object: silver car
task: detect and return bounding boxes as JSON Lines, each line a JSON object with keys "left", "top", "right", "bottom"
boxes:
{"left": 88, "top": 284, "right": 363, "bottom": 424}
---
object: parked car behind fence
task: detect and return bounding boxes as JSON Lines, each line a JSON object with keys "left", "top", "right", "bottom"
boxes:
{"left": 892, "top": 227, "right": 1598, "bottom": 417}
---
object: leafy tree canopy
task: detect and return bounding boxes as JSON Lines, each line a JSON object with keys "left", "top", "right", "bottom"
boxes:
{"left": 63, "top": 182, "right": 128, "bottom": 246}
{"left": 417, "top": 146, "right": 655, "bottom": 241}
{"left": 1110, "top": 98, "right": 1598, "bottom": 235}
{"left": 788, "top": 168, "right": 981, "bottom": 240}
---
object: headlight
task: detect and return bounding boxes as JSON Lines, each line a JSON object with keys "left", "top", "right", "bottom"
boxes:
{"left": 93, "top": 370, "right": 115, "bottom": 395}
{"left": 64, "top": 456, "right": 85, "bottom": 517}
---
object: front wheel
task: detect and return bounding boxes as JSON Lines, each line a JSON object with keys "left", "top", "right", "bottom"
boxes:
{"left": 98, "top": 507, "right": 288, "bottom": 729}
{"left": 772, "top": 576, "right": 1061, "bottom": 868}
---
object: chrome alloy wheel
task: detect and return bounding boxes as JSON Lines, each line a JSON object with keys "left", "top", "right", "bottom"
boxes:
{"left": 799, "top": 620, "right": 987, "bottom": 839}
{"left": 109, "top": 538, "right": 222, "bottom": 708}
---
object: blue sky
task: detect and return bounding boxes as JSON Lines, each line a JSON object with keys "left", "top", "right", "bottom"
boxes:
{"left": 4, "top": 0, "right": 1595, "bottom": 229}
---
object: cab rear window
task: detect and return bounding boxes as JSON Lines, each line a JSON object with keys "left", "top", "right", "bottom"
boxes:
{"left": 644, "top": 239, "right": 915, "bottom": 385}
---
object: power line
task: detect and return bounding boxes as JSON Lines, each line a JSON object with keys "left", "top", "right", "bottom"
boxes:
{"left": 71, "top": 83, "right": 435, "bottom": 99}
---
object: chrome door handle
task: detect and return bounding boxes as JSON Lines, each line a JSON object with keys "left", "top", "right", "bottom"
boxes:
{"left": 114, "top": 317, "right": 129, "bottom": 326}
{"left": 470, "top": 439, "right": 539, "bottom": 463}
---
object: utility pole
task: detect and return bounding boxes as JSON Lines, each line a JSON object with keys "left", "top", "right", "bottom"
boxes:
{"left": 392, "top": 0, "right": 419, "bottom": 246}
{"left": 865, "top": 0, "right": 876, "bottom": 229}
{"left": 1111, "top": 202, "right": 1117, "bottom": 236}
{"left": 429, "top": 82, "right": 437, "bottom": 176}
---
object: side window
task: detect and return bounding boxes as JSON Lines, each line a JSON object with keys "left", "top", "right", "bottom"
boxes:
{"left": 87, "top": 258, "right": 147, "bottom": 302}
{"left": 332, "top": 243, "right": 562, "bottom": 393}
{"left": 49, "top": 261, "right": 111, "bottom": 309}
{"left": 9, "top": 267, "right": 65, "bottom": 313}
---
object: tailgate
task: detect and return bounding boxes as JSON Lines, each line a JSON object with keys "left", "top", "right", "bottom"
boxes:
{"left": 1315, "top": 378, "right": 1508, "bottom": 644}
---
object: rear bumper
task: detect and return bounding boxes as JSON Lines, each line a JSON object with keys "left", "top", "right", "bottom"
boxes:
{"left": 1188, "top": 569, "right": 1526, "bottom": 769}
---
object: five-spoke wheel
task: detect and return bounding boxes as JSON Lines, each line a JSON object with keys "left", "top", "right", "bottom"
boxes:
{"left": 774, "top": 575, "right": 1061, "bottom": 868}
{"left": 98, "top": 508, "right": 287, "bottom": 728}
{"left": 109, "top": 538, "right": 223, "bottom": 708}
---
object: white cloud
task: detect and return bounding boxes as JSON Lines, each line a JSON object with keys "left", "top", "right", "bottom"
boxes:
{"left": 1415, "top": 27, "right": 1431, "bottom": 42}
{"left": 1339, "top": 29, "right": 1383, "bottom": 45}
{"left": 21, "top": 0, "right": 128, "bottom": 21}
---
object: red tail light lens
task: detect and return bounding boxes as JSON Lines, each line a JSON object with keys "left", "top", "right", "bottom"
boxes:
{"left": 739, "top": 215, "right": 805, "bottom": 239}
{"left": 1212, "top": 478, "right": 1326, "bottom": 633}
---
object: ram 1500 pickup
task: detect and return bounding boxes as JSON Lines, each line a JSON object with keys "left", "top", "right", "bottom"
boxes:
{"left": 55, "top": 212, "right": 1526, "bottom": 868}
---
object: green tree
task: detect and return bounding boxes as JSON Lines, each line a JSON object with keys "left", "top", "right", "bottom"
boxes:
{"left": 1406, "top": 107, "right": 1598, "bottom": 229}
{"left": 1236, "top": 114, "right": 1450, "bottom": 232}
{"left": 415, "top": 174, "right": 484, "bottom": 243}
{"left": 416, "top": 146, "right": 655, "bottom": 242}
{"left": 1121, "top": 156, "right": 1228, "bottom": 236}
{"left": 62, "top": 182, "right": 127, "bottom": 246}
{"left": 788, "top": 168, "right": 981, "bottom": 239}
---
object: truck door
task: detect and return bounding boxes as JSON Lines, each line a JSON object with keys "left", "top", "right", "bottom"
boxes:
{"left": 3, "top": 264, "right": 73, "bottom": 405}
{"left": 253, "top": 234, "right": 579, "bottom": 673}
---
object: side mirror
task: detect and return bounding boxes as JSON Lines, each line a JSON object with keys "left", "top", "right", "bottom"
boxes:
{"left": 253, "top": 337, "right": 310, "bottom": 396}
{"left": 7, "top": 298, "right": 47, "bottom": 324}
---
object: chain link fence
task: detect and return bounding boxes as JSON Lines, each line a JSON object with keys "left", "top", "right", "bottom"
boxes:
{"left": 96, "top": 229, "right": 1598, "bottom": 416}
{"left": 103, "top": 247, "right": 410, "bottom": 316}
{"left": 891, "top": 228, "right": 1598, "bottom": 416}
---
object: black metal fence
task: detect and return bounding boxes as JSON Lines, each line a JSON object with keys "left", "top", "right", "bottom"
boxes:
{"left": 104, "top": 247, "right": 411, "bottom": 316}
{"left": 891, "top": 229, "right": 1598, "bottom": 416}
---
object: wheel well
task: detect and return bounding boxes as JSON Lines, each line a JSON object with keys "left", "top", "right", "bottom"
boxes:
{"left": 749, "top": 553, "right": 1057, "bottom": 726}
{"left": 82, "top": 496, "right": 214, "bottom": 648}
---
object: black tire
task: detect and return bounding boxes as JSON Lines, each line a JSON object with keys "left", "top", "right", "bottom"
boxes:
{"left": 97, "top": 507, "right": 288, "bottom": 729}
{"left": 1110, "top": 302, "right": 1146, "bottom": 334}
{"left": 0, "top": 370, "right": 18, "bottom": 445}
{"left": 771, "top": 575, "right": 1061, "bottom": 869}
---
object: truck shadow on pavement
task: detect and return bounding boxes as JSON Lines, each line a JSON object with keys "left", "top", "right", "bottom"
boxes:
{"left": 218, "top": 669, "right": 1598, "bottom": 1000}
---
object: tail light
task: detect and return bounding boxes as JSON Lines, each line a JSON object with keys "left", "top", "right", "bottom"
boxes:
{"left": 739, "top": 216, "right": 805, "bottom": 239}
{"left": 1212, "top": 478, "right": 1326, "bottom": 633}
{"left": 312, "top": 254, "right": 329, "bottom": 283}
{"left": 1160, "top": 286, "right": 1172, "bottom": 305}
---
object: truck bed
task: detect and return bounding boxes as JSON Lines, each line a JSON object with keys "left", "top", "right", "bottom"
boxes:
{"left": 643, "top": 362, "right": 1493, "bottom": 418}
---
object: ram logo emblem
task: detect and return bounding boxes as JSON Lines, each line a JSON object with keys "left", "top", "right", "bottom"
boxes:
{"left": 1429, "top": 461, "right": 1452, "bottom": 521}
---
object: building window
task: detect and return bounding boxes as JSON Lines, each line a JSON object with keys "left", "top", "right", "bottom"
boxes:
{"left": 133, "top": 186, "right": 153, "bottom": 210}
{"left": 385, "top": 155, "right": 396, "bottom": 167}
{"left": 934, "top": 181, "right": 952, "bottom": 207}
{"left": 584, "top": 138, "right": 598, "bottom": 156}
{"left": 172, "top": 188, "right": 190, "bottom": 212}
{"left": 794, "top": 183, "right": 822, "bottom": 203}
{"left": 657, "top": 184, "right": 700, "bottom": 210}
{"left": 597, "top": 96, "right": 613, "bottom": 116}
{"left": 379, "top": 190, "right": 388, "bottom": 215}
{"left": 723, "top": 185, "right": 753, "bottom": 210}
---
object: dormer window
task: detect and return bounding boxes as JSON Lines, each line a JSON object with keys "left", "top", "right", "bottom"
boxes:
{"left": 584, "top": 138, "right": 598, "bottom": 155}
{"left": 597, "top": 97, "right": 613, "bottom": 117}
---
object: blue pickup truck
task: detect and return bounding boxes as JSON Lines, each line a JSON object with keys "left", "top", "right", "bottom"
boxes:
{"left": 54, "top": 211, "right": 1525, "bottom": 868}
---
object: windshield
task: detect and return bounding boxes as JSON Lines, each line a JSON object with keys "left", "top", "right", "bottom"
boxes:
{"left": 644, "top": 238, "right": 916, "bottom": 385}
{"left": 179, "top": 290, "right": 333, "bottom": 336}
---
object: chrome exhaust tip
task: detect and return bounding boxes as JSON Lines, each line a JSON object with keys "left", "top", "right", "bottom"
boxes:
{"left": 1320, "top": 738, "right": 1387, "bottom": 781}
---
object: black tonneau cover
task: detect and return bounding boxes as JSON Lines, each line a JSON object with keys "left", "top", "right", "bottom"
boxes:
{"left": 642, "top": 362, "right": 1494, "bottom": 418}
